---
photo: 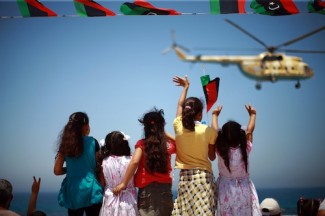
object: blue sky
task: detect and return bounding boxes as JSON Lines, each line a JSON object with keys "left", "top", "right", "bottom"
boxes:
{"left": 1, "top": 1, "right": 325, "bottom": 193}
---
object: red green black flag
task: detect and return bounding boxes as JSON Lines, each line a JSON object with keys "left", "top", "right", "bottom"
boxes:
{"left": 120, "top": 0, "right": 181, "bottom": 15}
{"left": 201, "top": 75, "right": 220, "bottom": 113}
{"left": 308, "top": 0, "right": 325, "bottom": 14}
{"left": 210, "top": 0, "right": 246, "bottom": 14}
{"left": 17, "top": 0, "right": 57, "bottom": 17}
{"left": 74, "top": 0, "right": 116, "bottom": 17}
{"left": 250, "top": 0, "right": 299, "bottom": 15}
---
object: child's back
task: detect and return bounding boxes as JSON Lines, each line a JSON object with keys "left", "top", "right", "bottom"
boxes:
{"left": 99, "top": 131, "right": 139, "bottom": 216}
{"left": 100, "top": 155, "right": 138, "bottom": 216}
{"left": 215, "top": 105, "right": 261, "bottom": 216}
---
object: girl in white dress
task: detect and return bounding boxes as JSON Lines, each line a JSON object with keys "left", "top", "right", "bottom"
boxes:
{"left": 99, "top": 131, "right": 139, "bottom": 216}
{"left": 215, "top": 105, "right": 261, "bottom": 216}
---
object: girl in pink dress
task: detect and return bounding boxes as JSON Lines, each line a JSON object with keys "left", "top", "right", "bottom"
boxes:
{"left": 99, "top": 131, "right": 139, "bottom": 216}
{"left": 215, "top": 104, "right": 261, "bottom": 216}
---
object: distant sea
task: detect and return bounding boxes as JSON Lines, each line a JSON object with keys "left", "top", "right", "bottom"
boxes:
{"left": 10, "top": 187, "right": 325, "bottom": 216}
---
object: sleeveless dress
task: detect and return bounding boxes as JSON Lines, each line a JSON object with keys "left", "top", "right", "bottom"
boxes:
{"left": 58, "top": 136, "right": 103, "bottom": 210}
{"left": 215, "top": 141, "right": 261, "bottom": 216}
{"left": 99, "top": 155, "right": 139, "bottom": 216}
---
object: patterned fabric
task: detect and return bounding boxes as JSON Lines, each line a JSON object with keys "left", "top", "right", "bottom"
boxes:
{"left": 215, "top": 176, "right": 261, "bottom": 216}
{"left": 58, "top": 136, "right": 103, "bottom": 210}
{"left": 99, "top": 155, "right": 139, "bottom": 216}
{"left": 173, "top": 116, "right": 217, "bottom": 173}
{"left": 215, "top": 141, "right": 261, "bottom": 216}
{"left": 137, "top": 182, "right": 173, "bottom": 216}
{"left": 172, "top": 169, "right": 216, "bottom": 216}
{"left": 216, "top": 141, "right": 252, "bottom": 178}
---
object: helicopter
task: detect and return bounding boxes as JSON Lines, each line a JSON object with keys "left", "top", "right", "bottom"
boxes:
{"left": 163, "top": 19, "right": 325, "bottom": 90}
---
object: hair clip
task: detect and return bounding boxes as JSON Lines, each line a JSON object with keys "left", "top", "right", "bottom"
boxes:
{"left": 99, "top": 139, "right": 105, "bottom": 147}
{"left": 121, "top": 131, "right": 130, "bottom": 141}
{"left": 185, "top": 105, "right": 192, "bottom": 110}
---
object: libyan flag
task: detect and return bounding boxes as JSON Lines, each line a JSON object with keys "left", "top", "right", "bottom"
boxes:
{"left": 201, "top": 75, "right": 220, "bottom": 113}
{"left": 308, "top": 0, "right": 325, "bottom": 14}
{"left": 120, "top": 1, "right": 181, "bottom": 15}
{"left": 74, "top": 0, "right": 116, "bottom": 16}
{"left": 250, "top": 0, "right": 299, "bottom": 15}
{"left": 210, "top": 0, "right": 246, "bottom": 14}
{"left": 17, "top": 0, "right": 57, "bottom": 17}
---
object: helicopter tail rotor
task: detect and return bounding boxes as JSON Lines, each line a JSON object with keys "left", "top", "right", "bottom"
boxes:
{"left": 162, "top": 29, "right": 190, "bottom": 55}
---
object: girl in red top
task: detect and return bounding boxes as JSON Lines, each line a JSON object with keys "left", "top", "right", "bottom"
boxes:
{"left": 113, "top": 107, "right": 176, "bottom": 216}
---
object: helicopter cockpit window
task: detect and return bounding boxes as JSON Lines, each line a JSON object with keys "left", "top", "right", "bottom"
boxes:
{"left": 304, "top": 66, "right": 311, "bottom": 73}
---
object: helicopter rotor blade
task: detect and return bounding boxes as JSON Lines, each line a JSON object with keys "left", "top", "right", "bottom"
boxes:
{"left": 280, "top": 48, "right": 325, "bottom": 54}
{"left": 275, "top": 26, "right": 325, "bottom": 50}
{"left": 161, "top": 47, "right": 172, "bottom": 55}
{"left": 192, "top": 47, "right": 263, "bottom": 52}
{"left": 225, "top": 19, "right": 269, "bottom": 50}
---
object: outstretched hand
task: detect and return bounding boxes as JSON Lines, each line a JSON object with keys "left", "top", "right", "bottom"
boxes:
{"left": 245, "top": 104, "right": 256, "bottom": 116}
{"left": 212, "top": 105, "right": 223, "bottom": 116}
{"left": 173, "top": 75, "right": 190, "bottom": 88}
{"left": 112, "top": 183, "right": 126, "bottom": 196}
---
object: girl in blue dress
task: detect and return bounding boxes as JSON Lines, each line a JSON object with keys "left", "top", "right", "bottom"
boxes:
{"left": 54, "top": 112, "right": 103, "bottom": 216}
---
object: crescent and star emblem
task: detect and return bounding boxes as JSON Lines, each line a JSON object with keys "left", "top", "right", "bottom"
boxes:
{"left": 268, "top": 2, "right": 280, "bottom": 10}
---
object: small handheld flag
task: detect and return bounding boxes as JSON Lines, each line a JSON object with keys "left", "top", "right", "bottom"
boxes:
{"left": 200, "top": 75, "right": 220, "bottom": 113}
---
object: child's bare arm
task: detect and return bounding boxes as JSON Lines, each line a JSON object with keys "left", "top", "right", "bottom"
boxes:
{"left": 245, "top": 104, "right": 256, "bottom": 142}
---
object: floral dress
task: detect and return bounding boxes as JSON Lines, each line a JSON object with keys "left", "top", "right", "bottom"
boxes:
{"left": 99, "top": 155, "right": 139, "bottom": 216}
{"left": 215, "top": 141, "right": 261, "bottom": 216}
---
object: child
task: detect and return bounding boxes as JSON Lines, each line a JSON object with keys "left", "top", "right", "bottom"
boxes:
{"left": 215, "top": 104, "right": 261, "bottom": 216}
{"left": 171, "top": 75, "right": 221, "bottom": 216}
{"left": 113, "top": 107, "right": 176, "bottom": 216}
{"left": 54, "top": 112, "right": 103, "bottom": 216}
{"left": 99, "top": 131, "right": 139, "bottom": 216}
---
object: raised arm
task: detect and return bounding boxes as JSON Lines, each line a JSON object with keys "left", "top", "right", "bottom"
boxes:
{"left": 27, "top": 176, "right": 41, "bottom": 216}
{"left": 208, "top": 105, "right": 222, "bottom": 161}
{"left": 245, "top": 104, "right": 256, "bottom": 142}
{"left": 211, "top": 105, "right": 223, "bottom": 131}
{"left": 113, "top": 147, "right": 142, "bottom": 195}
{"left": 173, "top": 75, "right": 190, "bottom": 117}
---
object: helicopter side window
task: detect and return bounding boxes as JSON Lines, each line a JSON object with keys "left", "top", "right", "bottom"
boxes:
{"left": 263, "top": 55, "right": 283, "bottom": 61}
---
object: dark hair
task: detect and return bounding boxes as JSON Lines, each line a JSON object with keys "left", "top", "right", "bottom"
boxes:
{"left": 102, "top": 131, "right": 131, "bottom": 158}
{"left": 138, "top": 107, "right": 168, "bottom": 173}
{"left": 182, "top": 97, "right": 204, "bottom": 131}
{"left": 29, "top": 210, "right": 47, "bottom": 216}
{"left": 57, "top": 112, "right": 89, "bottom": 157}
{"left": 216, "top": 121, "right": 248, "bottom": 173}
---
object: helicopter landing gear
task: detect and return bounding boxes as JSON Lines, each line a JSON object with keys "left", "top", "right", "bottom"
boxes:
{"left": 255, "top": 82, "right": 262, "bottom": 90}
{"left": 295, "top": 80, "right": 301, "bottom": 89}
{"left": 271, "top": 76, "right": 277, "bottom": 83}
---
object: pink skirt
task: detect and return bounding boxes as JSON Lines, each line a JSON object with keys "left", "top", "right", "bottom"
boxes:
{"left": 215, "top": 176, "right": 261, "bottom": 216}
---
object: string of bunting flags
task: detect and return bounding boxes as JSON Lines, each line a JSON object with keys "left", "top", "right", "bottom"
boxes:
{"left": 0, "top": 0, "right": 324, "bottom": 18}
